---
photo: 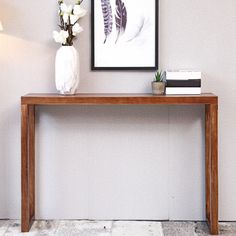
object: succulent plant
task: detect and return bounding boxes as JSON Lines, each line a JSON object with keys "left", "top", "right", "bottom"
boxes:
{"left": 154, "top": 70, "right": 165, "bottom": 82}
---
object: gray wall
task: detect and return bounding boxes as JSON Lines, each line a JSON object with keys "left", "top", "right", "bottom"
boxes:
{"left": 0, "top": 0, "right": 236, "bottom": 220}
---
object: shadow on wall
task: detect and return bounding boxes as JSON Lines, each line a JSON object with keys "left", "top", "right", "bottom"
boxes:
{"left": 0, "top": 104, "right": 21, "bottom": 218}
{"left": 0, "top": 33, "right": 55, "bottom": 218}
{"left": 0, "top": 33, "right": 55, "bottom": 94}
{"left": 0, "top": 0, "right": 57, "bottom": 45}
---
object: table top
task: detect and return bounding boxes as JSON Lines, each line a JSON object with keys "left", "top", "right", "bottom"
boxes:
{"left": 21, "top": 93, "right": 218, "bottom": 105}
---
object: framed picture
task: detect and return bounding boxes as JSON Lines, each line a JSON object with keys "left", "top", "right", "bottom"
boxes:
{"left": 91, "top": 0, "right": 158, "bottom": 70}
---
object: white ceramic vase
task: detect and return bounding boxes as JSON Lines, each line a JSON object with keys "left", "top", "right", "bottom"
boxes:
{"left": 55, "top": 46, "right": 79, "bottom": 95}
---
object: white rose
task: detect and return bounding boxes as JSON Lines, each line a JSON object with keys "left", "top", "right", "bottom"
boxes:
{"left": 73, "top": 5, "right": 87, "bottom": 18}
{"left": 60, "top": 3, "right": 72, "bottom": 14}
{"left": 70, "top": 14, "right": 80, "bottom": 25}
{"left": 53, "top": 30, "right": 69, "bottom": 44}
{"left": 72, "top": 23, "right": 83, "bottom": 36}
{"left": 60, "top": 3, "right": 72, "bottom": 23}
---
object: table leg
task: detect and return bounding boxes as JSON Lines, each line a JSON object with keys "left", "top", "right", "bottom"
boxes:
{"left": 21, "top": 105, "right": 35, "bottom": 232}
{"left": 205, "top": 104, "right": 218, "bottom": 235}
{"left": 209, "top": 104, "right": 218, "bottom": 235}
{"left": 205, "top": 105, "right": 211, "bottom": 222}
{"left": 29, "top": 106, "right": 35, "bottom": 223}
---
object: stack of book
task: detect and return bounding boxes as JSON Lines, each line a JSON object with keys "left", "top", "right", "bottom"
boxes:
{"left": 165, "top": 70, "right": 201, "bottom": 95}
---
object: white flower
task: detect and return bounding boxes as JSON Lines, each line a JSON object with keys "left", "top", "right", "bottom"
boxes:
{"left": 60, "top": 3, "right": 72, "bottom": 14}
{"left": 63, "top": 13, "right": 69, "bottom": 23}
{"left": 53, "top": 30, "right": 69, "bottom": 44}
{"left": 72, "top": 23, "right": 83, "bottom": 36}
{"left": 54, "top": 2, "right": 86, "bottom": 45}
{"left": 70, "top": 14, "right": 80, "bottom": 25}
{"left": 60, "top": 3, "right": 72, "bottom": 23}
{"left": 73, "top": 5, "right": 87, "bottom": 18}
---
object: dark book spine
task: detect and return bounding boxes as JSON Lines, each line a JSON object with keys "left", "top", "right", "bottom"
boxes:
{"left": 166, "top": 79, "right": 201, "bottom": 87}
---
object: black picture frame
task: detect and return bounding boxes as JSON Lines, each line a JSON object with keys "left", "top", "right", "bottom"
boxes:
{"left": 91, "top": 0, "right": 158, "bottom": 71}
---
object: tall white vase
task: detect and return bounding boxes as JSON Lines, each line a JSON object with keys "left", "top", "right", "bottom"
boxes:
{"left": 55, "top": 46, "right": 79, "bottom": 95}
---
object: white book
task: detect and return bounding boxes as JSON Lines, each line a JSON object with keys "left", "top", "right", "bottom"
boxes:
{"left": 166, "top": 70, "right": 201, "bottom": 80}
{"left": 165, "top": 87, "right": 201, "bottom": 95}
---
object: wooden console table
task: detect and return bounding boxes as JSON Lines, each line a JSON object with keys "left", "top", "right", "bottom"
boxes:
{"left": 21, "top": 93, "right": 218, "bottom": 234}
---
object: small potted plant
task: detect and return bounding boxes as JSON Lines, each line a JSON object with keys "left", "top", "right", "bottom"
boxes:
{"left": 152, "top": 70, "right": 166, "bottom": 95}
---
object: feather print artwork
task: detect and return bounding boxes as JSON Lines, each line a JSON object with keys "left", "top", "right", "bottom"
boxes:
{"left": 115, "top": 0, "right": 127, "bottom": 43}
{"left": 101, "top": 0, "right": 113, "bottom": 43}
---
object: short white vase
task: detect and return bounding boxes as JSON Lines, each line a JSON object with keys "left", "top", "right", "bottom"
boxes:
{"left": 55, "top": 46, "right": 79, "bottom": 95}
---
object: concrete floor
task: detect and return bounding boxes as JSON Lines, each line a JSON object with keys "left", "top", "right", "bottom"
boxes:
{"left": 0, "top": 220, "right": 236, "bottom": 236}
